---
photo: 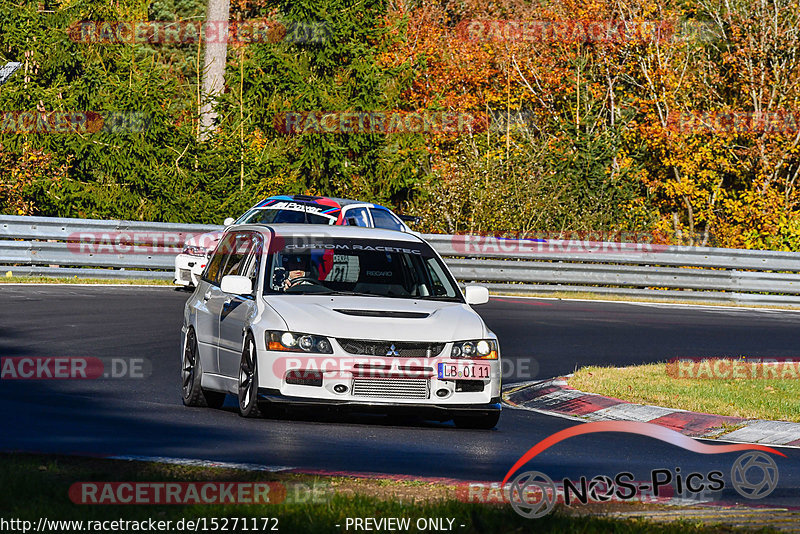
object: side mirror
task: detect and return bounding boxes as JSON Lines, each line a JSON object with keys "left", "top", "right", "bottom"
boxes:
{"left": 221, "top": 274, "right": 252, "bottom": 295}
{"left": 223, "top": 217, "right": 235, "bottom": 226}
{"left": 464, "top": 285, "right": 489, "bottom": 305}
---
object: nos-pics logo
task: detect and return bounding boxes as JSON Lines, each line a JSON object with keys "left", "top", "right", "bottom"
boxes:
{"left": 503, "top": 421, "right": 783, "bottom": 519}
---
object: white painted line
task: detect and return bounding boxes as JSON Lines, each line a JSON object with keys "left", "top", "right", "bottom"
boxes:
{"left": 490, "top": 293, "right": 800, "bottom": 314}
{"left": 502, "top": 401, "right": 590, "bottom": 421}
{"left": 109, "top": 455, "right": 295, "bottom": 472}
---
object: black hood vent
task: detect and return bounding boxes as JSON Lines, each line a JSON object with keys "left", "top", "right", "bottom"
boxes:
{"left": 334, "top": 309, "right": 430, "bottom": 319}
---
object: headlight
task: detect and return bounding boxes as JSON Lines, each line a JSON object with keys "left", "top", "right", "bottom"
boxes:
{"left": 267, "top": 331, "right": 333, "bottom": 354}
{"left": 451, "top": 339, "right": 498, "bottom": 359}
{"left": 181, "top": 245, "right": 208, "bottom": 256}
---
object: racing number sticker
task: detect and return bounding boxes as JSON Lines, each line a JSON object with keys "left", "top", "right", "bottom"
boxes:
{"left": 326, "top": 255, "right": 359, "bottom": 282}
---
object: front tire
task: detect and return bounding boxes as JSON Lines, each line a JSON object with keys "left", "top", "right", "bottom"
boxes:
{"left": 453, "top": 411, "right": 500, "bottom": 429}
{"left": 182, "top": 328, "right": 225, "bottom": 408}
{"left": 238, "top": 333, "right": 262, "bottom": 418}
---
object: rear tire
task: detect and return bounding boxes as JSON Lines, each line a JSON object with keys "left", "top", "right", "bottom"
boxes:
{"left": 453, "top": 412, "right": 500, "bottom": 429}
{"left": 182, "top": 328, "right": 225, "bottom": 408}
{"left": 238, "top": 333, "right": 263, "bottom": 418}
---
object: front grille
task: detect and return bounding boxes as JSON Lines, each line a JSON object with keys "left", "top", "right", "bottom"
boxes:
{"left": 351, "top": 378, "right": 430, "bottom": 399}
{"left": 337, "top": 339, "right": 445, "bottom": 358}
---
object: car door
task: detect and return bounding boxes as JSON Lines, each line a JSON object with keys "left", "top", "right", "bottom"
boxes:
{"left": 217, "top": 231, "right": 262, "bottom": 378}
{"left": 194, "top": 232, "right": 238, "bottom": 375}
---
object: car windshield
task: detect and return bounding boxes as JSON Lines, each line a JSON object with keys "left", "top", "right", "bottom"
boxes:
{"left": 264, "top": 237, "right": 462, "bottom": 301}
{"left": 236, "top": 205, "right": 337, "bottom": 225}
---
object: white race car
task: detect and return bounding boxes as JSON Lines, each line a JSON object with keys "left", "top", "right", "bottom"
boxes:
{"left": 180, "top": 224, "right": 501, "bottom": 428}
{"left": 174, "top": 195, "right": 418, "bottom": 287}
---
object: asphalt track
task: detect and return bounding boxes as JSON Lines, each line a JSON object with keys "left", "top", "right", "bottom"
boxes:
{"left": 1, "top": 285, "right": 799, "bottom": 509}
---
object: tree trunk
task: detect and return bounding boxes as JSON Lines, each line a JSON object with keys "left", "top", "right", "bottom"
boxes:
{"left": 199, "top": 0, "right": 230, "bottom": 141}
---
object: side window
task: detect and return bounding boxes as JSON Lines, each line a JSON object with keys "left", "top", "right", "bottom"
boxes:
{"left": 240, "top": 236, "right": 263, "bottom": 292}
{"left": 425, "top": 257, "right": 456, "bottom": 297}
{"left": 203, "top": 233, "right": 237, "bottom": 286}
{"left": 370, "top": 208, "right": 404, "bottom": 231}
{"left": 221, "top": 232, "right": 256, "bottom": 278}
{"left": 344, "top": 207, "right": 371, "bottom": 227}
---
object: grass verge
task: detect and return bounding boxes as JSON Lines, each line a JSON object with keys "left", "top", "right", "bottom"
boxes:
{"left": 0, "top": 276, "right": 173, "bottom": 285}
{"left": 569, "top": 361, "right": 800, "bottom": 422}
{"left": 0, "top": 453, "right": 754, "bottom": 534}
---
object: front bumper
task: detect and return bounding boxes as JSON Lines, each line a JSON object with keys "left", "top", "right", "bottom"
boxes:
{"left": 256, "top": 387, "right": 501, "bottom": 417}
{"left": 255, "top": 347, "right": 502, "bottom": 417}
{"left": 174, "top": 253, "right": 207, "bottom": 286}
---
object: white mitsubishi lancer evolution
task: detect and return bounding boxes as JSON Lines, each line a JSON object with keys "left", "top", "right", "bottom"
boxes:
{"left": 180, "top": 224, "right": 501, "bottom": 429}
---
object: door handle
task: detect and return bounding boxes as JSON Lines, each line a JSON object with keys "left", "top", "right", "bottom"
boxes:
{"left": 203, "top": 290, "right": 212, "bottom": 301}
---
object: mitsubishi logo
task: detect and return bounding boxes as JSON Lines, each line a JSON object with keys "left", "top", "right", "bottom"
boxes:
{"left": 385, "top": 344, "right": 400, "bottom": 356}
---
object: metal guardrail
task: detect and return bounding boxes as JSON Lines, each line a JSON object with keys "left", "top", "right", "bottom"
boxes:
{"left": 2, "top": 214, "right": 800, "bottom": 306}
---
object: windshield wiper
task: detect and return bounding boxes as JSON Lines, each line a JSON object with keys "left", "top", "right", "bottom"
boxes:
{"left": 288, "top": 289, "right": 381, "bottom": 297}
{"left": 329, "top": 290, "right": 383, "bottom": 297}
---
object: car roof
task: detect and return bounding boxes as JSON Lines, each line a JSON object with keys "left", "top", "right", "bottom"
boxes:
{"left": 252, "top": 195, "right": 342, "bottom": 209}
{"left": 324, "top": 196, "right": 389, "bottom": 209}
{"left": 228, "top": 223, "right": 424, "bottom": 243}
{"left": 323, "top": 196, "right": 362, "bottom": 206}
{"left": 252, "top": 195, "right": 391, "bottom": 210}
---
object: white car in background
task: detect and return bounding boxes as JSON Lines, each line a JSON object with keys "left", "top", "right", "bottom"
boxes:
{"left": 174, "top": 195, "right": 418, "bottom": 287}
{"left": 180, "top": 224, "right": 501, "bottom": 429}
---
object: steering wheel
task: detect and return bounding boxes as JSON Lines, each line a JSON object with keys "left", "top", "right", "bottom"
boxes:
{"left": 286, "top": 276, "right": 323, "bottom": 288}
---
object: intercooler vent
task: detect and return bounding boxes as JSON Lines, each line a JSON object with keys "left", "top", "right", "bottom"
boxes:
{"left": 351, "top": 378, "right": 429, "bottom": 399}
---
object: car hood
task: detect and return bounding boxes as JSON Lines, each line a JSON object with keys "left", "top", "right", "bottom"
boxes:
{"left": 184, "top": 230, "right": 223, "bottom": 251}
{"left": 263, "top": 295, "right": 487, "bottom": 341}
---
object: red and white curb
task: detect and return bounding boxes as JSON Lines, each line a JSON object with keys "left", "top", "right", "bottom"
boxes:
{"left": 503, "top": 377, "right": 800, "bottom": 447}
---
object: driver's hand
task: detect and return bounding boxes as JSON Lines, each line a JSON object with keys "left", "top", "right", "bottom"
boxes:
{"left": 283, "top": 270, "right": 308, "bottom": 289}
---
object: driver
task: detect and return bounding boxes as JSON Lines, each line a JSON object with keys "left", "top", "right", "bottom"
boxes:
{"left": 281, "top": 253, "right": 315, "bottom": 290}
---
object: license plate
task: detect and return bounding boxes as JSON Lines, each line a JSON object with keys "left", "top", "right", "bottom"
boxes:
{"left": 437, "top": 362, "right": 491, "bottom": 380}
